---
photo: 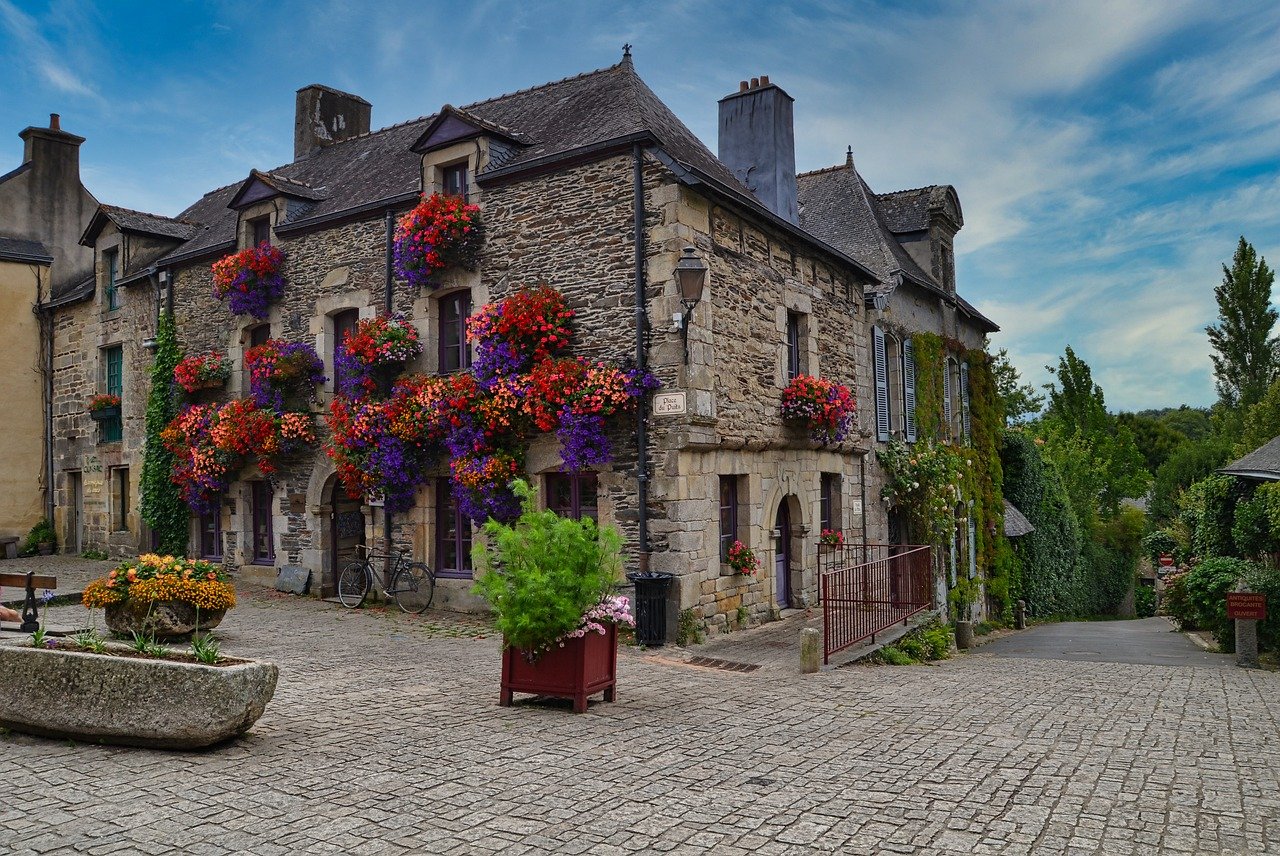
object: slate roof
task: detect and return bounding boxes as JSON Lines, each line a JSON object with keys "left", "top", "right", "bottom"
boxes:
{"left": 81, "top": 204, "right": 200, "bottom": 246}
{"left": 874, "top": 187, "right": 938, "bottom": 234}
{"left": 1220, "top": 436, "right": 1280, "bottom": 481}
{"left": 155, "top": 57, "right": 759, "bottom": 267}
{"left": 1003, "top": 500, "right": 1035, "bottom": 537}
{"left": 0, "top": 236, "right": 52, "bottom": 263}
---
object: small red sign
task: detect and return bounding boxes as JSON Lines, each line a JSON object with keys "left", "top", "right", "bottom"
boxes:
{"left": 1227, "top": 592, "right": 1266, "bottom": 621}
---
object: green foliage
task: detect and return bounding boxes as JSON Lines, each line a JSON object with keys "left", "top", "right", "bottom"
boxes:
{"left": 20, "top": 518, "right": 56, "bottom": 554}
{"left": 735, "top": 605, "right": 749, "bottom": 630}
{"left": 1134, "top": 582, "right": 1156, "bottom": 618}
{"left": 1141, "top": 530, "right": 1179, "bottom": 564}
{"left": 79, "top": 549, "right": 109, "bottom": 561}
{"left": 1206, "top": 236, "right": 1278, "bottom": 410}
{"left": 966, "top": 352, "right": 1011, "bottom": 618}
{"left": 676, "top": 608, "right": 705, "bottom": 647}
{"left": 140, "top": 313, "right": 189, "bottom": 556}
{"left": 911, "top": 332, "right": 945, "bottom": 441}
{"left": 1000, "top": 430, "right": 1083, "bottom": 617}
{"left": 876, "top": 619, "right": 952, "bottom": 664}
{"left": 877, "top": 439, "right": 966, "bottom": 544}
{"left": 1115, "top": 411, "right": 1190, "bottom": 473}
{"left": 1079, "top": 508, "right": 1144, "bottom": 616}
{"left": 189, "top": 632, "right": 222, "bottom": 665}
{"left": 472, "top": 480, "right": 622, "bottom": 654}
{"left": 1165, "top": 557, "right": 1250, "bottom": 650}
{"left": 71, "top": 627, "right": 107, "bottom": 653}
{"left": 1147, "top": 406, "right": 1214, "bottom": 441}
{"left": 1237, "top": 376, "right": 1280, "bottom": 456}
{"left": 1242, "top": 563, "right": 1280, "bottom": 652}
{"left": 990, "top": 346, "right": 1043, "bottom": 424}
{"left": 876, "top": 646, "right": 914, "bottom": 665}
{"left": 1149, "top": 434, "right": 1234, "bottom": 524}
{"left": 1180, "top": 474, "right": 1241, "bottom": 558}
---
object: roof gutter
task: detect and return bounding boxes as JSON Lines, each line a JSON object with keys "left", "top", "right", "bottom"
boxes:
{"left": 273, "top": 191, "right": 419, "bottom": 238}
{"left": 477, "top": 131, "right": 658, "bottom": 187}
{"left": 0, "top": 249, "right": 53, "bottom": 265}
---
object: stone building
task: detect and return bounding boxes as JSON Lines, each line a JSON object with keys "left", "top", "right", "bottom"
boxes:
{"left": 14, "top": 53, "right": 1001, "bottom": 634}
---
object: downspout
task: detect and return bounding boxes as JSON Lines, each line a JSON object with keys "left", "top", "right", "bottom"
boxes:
{"left": 382, "top": 208, "right": 395, "bottom": 579}
{"left": 37, "top": 267, "right": 53, "bottom": 526}
{"left": 859, "top": 454, "right": 868, "bottom": 549}
{"left": 633, "top": 143, "right": 650, "bottom": 574}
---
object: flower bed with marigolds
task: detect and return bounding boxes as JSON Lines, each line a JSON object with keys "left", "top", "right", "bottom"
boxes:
{"left": 245, "top": 339, "right": 326, "bottom": 410}
{"left": 88, "top": 393, "right": 121, "bottom": 412}
{"left": 326, "top": 285, "right": 658, "bottom": 525}
{"left": 781, "top": 374, "right": 857, "bottom": 442}
{"left": 334, "top": 315, "right": 423, "bottom": 396}
{"left": 393, "top": 193, "right": 484, "bottom": 289}
{"left": 83, "top": 555, "right": 236, "bottom": 612}
{"left": 162, "top": 400, "right": 315, "bottom": 514}
{"left": 173, "top": 352, "right": 231, "bottom": 394}
{"left": 212, "top": 243, "right": 285, "bottom": 318}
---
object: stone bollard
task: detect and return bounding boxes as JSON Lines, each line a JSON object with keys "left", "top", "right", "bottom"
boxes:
{"left": 800, "top": 627, "right": 820, "bottom": 674}
{"left": 954, "top": 620, "right": 974, "bottom": 650}
{"left": 1234, "top": 583, "right": 1261, "bottom": 670}
{"left": 1015, "top": 600, "right": 1026, "bottom": 630}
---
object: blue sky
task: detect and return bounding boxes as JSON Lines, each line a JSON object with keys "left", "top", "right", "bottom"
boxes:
{"left": 3, "top": 0, "right": 1279, "bottom": 412}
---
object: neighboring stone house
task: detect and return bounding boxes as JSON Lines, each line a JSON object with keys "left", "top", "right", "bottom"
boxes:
{"left": 0, "top": 115, "right": 98, "bottom": 544}
{"left": 20, "top": 53, "right": 1002, "bottom": 634}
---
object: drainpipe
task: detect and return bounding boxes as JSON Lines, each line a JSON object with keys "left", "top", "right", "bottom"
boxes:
{"left": 859, "top": 454, "right": 868, "bottom": 548}
{"left": 633, "top": 143, "right": 650, "bottom": 574}
{"left": 382, "top": 208, "right": 395, "bottom": 580}
{"left": 37, "top": 267, "right": 54, "bottom": 526}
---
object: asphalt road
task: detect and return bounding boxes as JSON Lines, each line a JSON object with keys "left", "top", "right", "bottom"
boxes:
{"left": 978, "top": 616, "right": 1236, "bottom": 667}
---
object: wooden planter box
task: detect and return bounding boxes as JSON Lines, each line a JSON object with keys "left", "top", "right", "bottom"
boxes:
{"left": 500, "top": 623, "right": 618, "bottom": 713}
{"left": 88, "top": 405, "right": 120, "bottom": 422}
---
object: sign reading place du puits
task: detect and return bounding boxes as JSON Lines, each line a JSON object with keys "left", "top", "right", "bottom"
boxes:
{"left": 1227, "top": 592, "right": 1266, "bottom": 621}
{"left": 652, "top": 391, "right": 686, "bottom": 416}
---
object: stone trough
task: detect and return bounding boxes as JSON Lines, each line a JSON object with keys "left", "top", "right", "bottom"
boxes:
{"left": 0, "top": 640, "right": 278, "bottom": 750}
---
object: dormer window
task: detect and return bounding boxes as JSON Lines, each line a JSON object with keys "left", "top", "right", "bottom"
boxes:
{"left": 251, "top": 216, "right": 271, "bottom": 248}
{"left": 441, "top": 163, "right": 468, "bottom": 199}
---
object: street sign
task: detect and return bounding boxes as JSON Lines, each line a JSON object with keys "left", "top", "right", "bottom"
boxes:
{"left": 1227, "top": 592, "right": 1266, "bottom": 621}
{"left": 653, "top": 391, "right": 686, "bottom": 415}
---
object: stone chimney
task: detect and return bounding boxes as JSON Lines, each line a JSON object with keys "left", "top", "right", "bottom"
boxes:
{"left": 718, "top": 76, "right": 798, "bottom": 225}
{"left": 20, "top": 113, "right": 85, "bottom": 185}
{"left": 294, "top": 85, "right": 371, "bottom": 160}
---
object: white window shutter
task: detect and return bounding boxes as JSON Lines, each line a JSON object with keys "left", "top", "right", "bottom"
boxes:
{"left": 902, "top": 338, "right": 917, "bottom": 443}
{"left": 873, "top": 326, "right": 889, "bottom": 442}
{"left": 942, "top": 359, "right": 953, "bottom": 439}
{"left": 967, "top": 517, "right": 977, "bottom": 579}
{"left": 960, "top": 360, "right": 972, "bottom": 443}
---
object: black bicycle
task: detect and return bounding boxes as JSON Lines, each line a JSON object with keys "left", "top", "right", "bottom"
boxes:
{"left": 337, "top": 545, "right": 435, "bottom": 613}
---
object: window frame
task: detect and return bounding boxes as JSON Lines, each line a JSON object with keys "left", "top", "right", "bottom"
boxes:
{"left": 545, "top": 471, "right": 599, "bottom": 522}
{"left": 440, "top": 163, "right": 468, "bottom": 199}
{"left": 820, "top": 473, "right": 841, "bottom": 535}
{"left": 438, "top": 290, "right": 472, "bottom": 374}
{"left": 785, "top": 311, "right": 803, "bottom": 382}
{"left": 434, "top": 479, "right": 473, "bottom": 579}
{"left": 100, "top": 345, "right": 124, "bottom": 443}
{"left": 331, "top": 309, "right": 359, "bottom": 395}
{"left": 112, "top": 467, "right": 130, "bottom": 533}
{"left": 199, "top": 509, "right": 223, "bottom": 560}
{"left": 250, "top": 216, "right": 271, "bottom": 248}
{"left": 719, "top": 476, "right": 740, "bottom": 562}
{"left": 250, "top": 481, "right": 274, "bottom": 565}
{"left": 105, "top": 248, "right": 120, "bottom": 311}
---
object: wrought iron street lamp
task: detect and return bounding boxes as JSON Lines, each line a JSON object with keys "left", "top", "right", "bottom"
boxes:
{"left": 673, "top": 246, "right": 707, "bottom": 364}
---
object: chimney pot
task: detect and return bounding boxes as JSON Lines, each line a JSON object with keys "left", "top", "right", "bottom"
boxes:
{"left": 750, "top": 77, "right": 760, "bottom": 89}
{"left": 760, "top": 75, "right": 770, "bottom": 86}
{"left": 739, "top": 80, "right": 749, "bottom": 92}
{"left": 49, "top": 113, "right": 60, "bottom": 131}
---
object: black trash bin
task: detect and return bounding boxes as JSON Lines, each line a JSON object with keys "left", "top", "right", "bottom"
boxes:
{"left": 627, "top": 571, "right": 673, "bottom": 647}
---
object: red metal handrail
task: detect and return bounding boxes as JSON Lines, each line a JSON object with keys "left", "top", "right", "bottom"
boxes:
{"left": 820, "top": 543, "right": 933, "bottom": 663}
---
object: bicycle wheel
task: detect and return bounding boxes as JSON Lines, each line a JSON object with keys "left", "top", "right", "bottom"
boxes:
{"left": 337, "top": 562, "right": 370, "bottom": 609}
{"left": 392, "top": 563, "right": 435, "bottom": 614}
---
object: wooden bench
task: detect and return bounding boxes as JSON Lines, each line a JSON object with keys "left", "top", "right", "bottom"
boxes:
{"left": 0, "top": 571, "right": 58, "bottom": 633}
{"left": 0, "top": 536, "right": 18, "bottom": 559}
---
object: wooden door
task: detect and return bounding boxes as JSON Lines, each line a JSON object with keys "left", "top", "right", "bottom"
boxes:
{"left": 774, "top": 503, "right": 791, "bottom": 608}
{"left": 326, "top": 485, "right": 365, "bottom": 597}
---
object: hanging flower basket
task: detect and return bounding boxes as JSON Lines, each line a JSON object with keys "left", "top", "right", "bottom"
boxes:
{"left": 245, "top": 339, "right": 326, "bottom": 411}
{"left": 88, "top": 394, "right": 121, "bottom": 421}
{"left": 211, "top": 243, "right": 285, "bottom": 319}
{"left": 174, "top": 352, "right": 231, "bottom": 394}
{"left": 780, "top": 375, "right": 857, "bottom": 442}
{"left": 334, "top": 315, "right": 423, "bottom": 397}
{"left": 393, "top": 193, "right": 484, "bottom": 290}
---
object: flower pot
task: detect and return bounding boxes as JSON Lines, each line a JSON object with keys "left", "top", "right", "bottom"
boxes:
{"left": 36, "top": 542, "right": 53, "bottom": 556}
{"left": 89, "top": 406, "right": 121, "bottom": 422}
{"left": 500, "top": 623, "right": 618, "bottom": 714}
{"left": 104, "top": 600, "right": 226, "bottom": 640}
{"left": 0, "top": 640, "right": 277, "bottom": 749}
{"left": 954, "top": 620, "right": 974, "bottom": 650}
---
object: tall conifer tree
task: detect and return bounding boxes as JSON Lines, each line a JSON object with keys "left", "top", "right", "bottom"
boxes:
{"left": 1206, "top": 236, "right": 1278, "bottom": 410}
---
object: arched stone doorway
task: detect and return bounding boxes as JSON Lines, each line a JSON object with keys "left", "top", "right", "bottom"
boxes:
{"left": 773, "top": 495, "right": 802, "bottom": 609}
{"left": 325, "top": 477, "right": 365, "bottom": 598}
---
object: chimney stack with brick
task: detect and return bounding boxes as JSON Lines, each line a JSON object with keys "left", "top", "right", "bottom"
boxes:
{"left": 717, "top": 75, "right": 798, "bottom": 225}
{"left": 294, "top": 85, "right": 371, "bottom": 160}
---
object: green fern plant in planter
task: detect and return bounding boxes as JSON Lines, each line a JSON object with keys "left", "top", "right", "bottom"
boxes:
{"left": 472, "top": 480, "right": 633, "bottom": 712}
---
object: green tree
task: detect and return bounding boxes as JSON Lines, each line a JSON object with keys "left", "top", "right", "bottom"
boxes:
{"left": 1148, "top": 433, "right": 1234, "bottom": 524}
{"left": 1116, "top": 411, "right": 1188, "bottom": 472}
{"left": 1206, "top": 236, "right": 1278, "bottom": 410}
{"left": 140, "top": 313, "right": 189, "bottom": 556}
{"left": 1238, "top": 376, "right": 1280, "bottom": 455}
{"left": 990, "top": 345, "right": 1043, "bottom": 424}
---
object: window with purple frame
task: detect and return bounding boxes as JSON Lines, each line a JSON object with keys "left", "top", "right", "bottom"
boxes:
{"left": 435, "top": 479, "right": 472, "bottom": 579}
{"left": 438, "top": 291, "right": 471, "bottom": 374}
{"left": 250, "top": 481, "right": 274, "bottom": 564}
{"left": 719, "top": 476, "right": 740, "bottom": 561}
{"left": 820, "top": 473, "right": 840, "bottom": 534}
{"left": 199, "top": 510, "right": 222, "bottom": 560}
{"left": 332, "top": 309, "right": 359, "bottom": 394}
{"left": 251, "top": 216, "right": 271, "bottom": 247}
{"left": 786, "top": 311, "right": 803, "bottom": 381}
{"left": 441, "top": 163, "right": 468, "bottom": 199}
{"left": 546, "top": 472, "right": 598, "bottom": 521}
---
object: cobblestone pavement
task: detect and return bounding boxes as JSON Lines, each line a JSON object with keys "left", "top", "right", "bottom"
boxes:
{"left": 2, "top": 574, "right": 1278, "bottom": 855}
